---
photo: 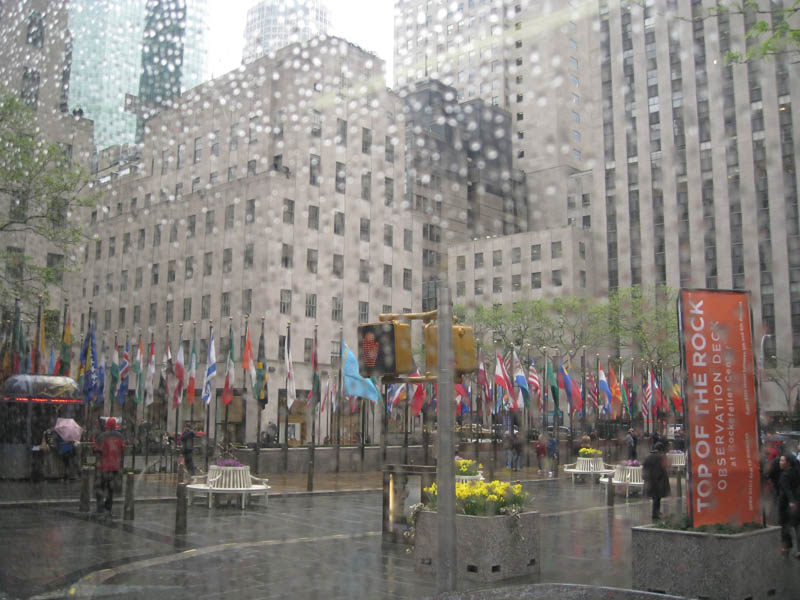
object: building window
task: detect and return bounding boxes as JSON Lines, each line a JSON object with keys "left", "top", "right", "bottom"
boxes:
{"left": 187, "top": 215, "right": 196, "bottom": 238}
{"left": 456, "top": 281, "right": 465, "bottom": 296}
{"left": 579, "top": 241, "right": 586, "bottom": 259}
{"left": 311, "top": 110, "right": 322, "bottom": 137}
{"left": 21, "top": 68, "right": 39, "bottom": 108}
{"left": 362, "top": 127, "right": 372, "bottom": 153}
{"left": 475, "top": 279, "right": 484, "bottom": 295}
{"left": 249, "top": 116, "right": 258, "bottom": 144}
{"left": 203, "top": 252, "right": 213, "bottom": 276}
{"left": 225, "top": 204, "right": 235, "bottom": 229}
{"left": 205, "top": 210, "right": 215, "bottom": 234}
{"left": 278, "top": 336, "right": 286, "bottom": 360}
{"left": 183, "top": 298, "right": 192, "bottom": 321}
{"left": 194, "top": 137, "right": 202, "bottom": 163}
{"left": 512, "top": 274, "right": 521, "bottom": 291}
{"left": 120, "top": 269, "right": 128, "bottom": 291}
{"left": 165, "top": 300, "right": 174, "bottom": 323}
{"left": 308, "top": 205, "right": 319, "bottom": 230}
{"left": 404, "top": 229, "right": 412, "bottom": 251}
{"left": 119, "top": 307, "right": 126, "bottom": 328}
{"left": 360, "top": 259, "right": 369, "bottom": 283}
{"left": 303, "top": 338, "right": 313, "bottom": 363}
{"left": 579, "top": 270, "right": 586, "bottom": 288}
{"left": 384, "top": 224, "right": 393, "bottom": 247}
{"left": 168, "top": 260, "right": 176, "bottom": 282}
{"left": 307, "top": 249, "right": 318, "bottom": 273}
{"left": 246, "top": 199, "right": 255, "bottom": 224}
{"left": 552, "top": 269, "right": 562, "bottom": 286}
{"left": 95, "top": 239, "right": 102, "bottom": 260}
{"left": 360, "top": 218, "right": 370, "bottom": 242}
{"left": 280, "top": 289, "right": 292, "bottom": 315}
{"left": 531, "top": 272, "right": 541, "bottom": 289}
{"left": 359, "top": 301, "right": 369, "bottom": 323}
{"left": 133, "top": 305, "right": 141, "bottom": 326}
{"left": 105, "top": 273, "right": 113, "bottom": 293}
{"left": 281, "top": 244, "right": 293, "bottom": 268}
{"left": 361, "top": 171, "right": 371, "bottom": 201}
{"left": 283, "top": 198, "right": 294, "bottom": 224}
{"left": 149, "top": 303, "right": 157, "bottom": 326}
{"left": 177, "top": 143, "right": 185, "bottom": 169}
{"left": 247, "top": 159, "right": 257, "bottom": 176}
{"left": 551, "top": 241, "right": 562, "bottom": 259}
{"left": 383, "top": 264, "right": 392, "bottom": 287}
{"left": 385, "top": 136, "right": 394, "bottom": 162}
{"left": 201, "top": 295, "right": 211, "bottom": 319}
{"left": 385, "top": 177, "right": 394, "bottom": 206}
{"left": 229, "top": 123, "right": 239, "bottom": 150}
{"left": 309, "top": 154, "right": 320, "bottom": 186}
{"left": 138, "top": 228, "right": 146, "bottom": 249}
{"left": 336, "top": 118, "right": 347, "bottom": 146}
{"left": 511, "top": 247, "right": 521, "bottom": 264}
{"left": 474, "top": 252, "right": 484, "bottom": 268}
{"left": 244, "top": 244, "right": 253, "bottom": 269}
{"left": 169, "top": 222, "right": 178, "bottom": 242}
{"left": 151, "top": 263, "right": 159, "bottom": 285}
{"left": 334, "top": 212, "right": 345, "bottom": 235}
{"left": 493, "top": 250, "right": 503, "bottom": 266}
{"left": 228, "top": 166, "right": 237, "bottom": 182}
{"left": 333, "top": 254, "right": 344, "bottom": 278}
{"left": 493, "top": 277, "right": 503, "bottom": 293}
{"left": 223, "top": 248, "right": 232, "bottom": 273}
{"left": 403, "top": 268, "right": 412, "bottom": 291}
{"left": 123, "top": 232, "right": 131, "bottom": 253}
{"left": 185, "top": 256, "right": 194, "bottom": 279}
{"left": 335, "top": 162, "right": 346, "bottom": 193}
{"left": 211, "top": 130, "right": 220, "bottom": 156}
{"left": 305, "top": 294, "right": 317, "bottom": 318}
{"left": 26, "top": 11, "right": 44, "bottom": 47}
{"left": 331, "top": 296, "right": 343, "bottom": 322}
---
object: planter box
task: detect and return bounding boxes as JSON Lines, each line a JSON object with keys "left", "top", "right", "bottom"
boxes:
{"left": 414, "top": 510, "right": 540, "bottom": 582}
{"left": 632, "top": 524, "right": 791, "bottom": 600}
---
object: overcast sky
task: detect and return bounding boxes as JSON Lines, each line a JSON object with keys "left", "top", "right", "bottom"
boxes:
{"left": 207, "top": 0, "right": 396, "bottom": 83}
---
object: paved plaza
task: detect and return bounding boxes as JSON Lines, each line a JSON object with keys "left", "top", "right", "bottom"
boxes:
{"left": 0, "top": 469, "right": 690, "bottom": 600}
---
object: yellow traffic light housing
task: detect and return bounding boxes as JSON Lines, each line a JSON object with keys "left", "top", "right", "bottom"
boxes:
{"left": 357, "top": 321, "right": 413, "bottom": 377}
{"left": 424, "top": 323, "right": 477, "bottom": 375}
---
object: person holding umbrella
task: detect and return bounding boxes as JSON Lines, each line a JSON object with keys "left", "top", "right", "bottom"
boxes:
{"left": 93, "top": 417, "right": 124, "bottom": 520}
{"left": 54, "top": 418, "right": 82, "bottom": 481}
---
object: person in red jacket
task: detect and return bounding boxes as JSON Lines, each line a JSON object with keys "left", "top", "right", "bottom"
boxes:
{"left": 94, "top": 417, "right": 124, "bottom": 519}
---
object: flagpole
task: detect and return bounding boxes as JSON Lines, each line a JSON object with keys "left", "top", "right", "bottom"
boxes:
{"left": 175, "top": 323, "right": 182, "bottom": 454}
{"left": 111, "top": 331, "right": 117, "bottom": 418}
{"left": 283, "top": 321, "right": 290, "bottom": 472}
{"left": 255, "top": 317, "right": 264, "bottom": 472}
{"left": 403, "top": 380, "right": 410, "bottom": 464}
{"left": 190, "top": 322, "right": 196, "bottom": 429}
{"left": 223, "top": 317, "right": 232, "bottom": 452}
{"left": 307, "top": 323, "right": 318, "bottom": 492}
{"left": 335, "top": 326, "right": 343, "bottom": 473}
{"left": 241, "top": 314, "right": 247, "bottom": 446}
{"left": 595, "top": 353, "right": 600, "bottom": 435}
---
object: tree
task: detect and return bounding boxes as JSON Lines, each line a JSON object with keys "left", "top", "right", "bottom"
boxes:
{"left": 0, "top": 91, "right": 95, "bottom": 312}
{"left": 711, "top": 1, "right": 800, "bottom": 62}
{"left": 606, "top": 285, "right": 680, "bottom": 367}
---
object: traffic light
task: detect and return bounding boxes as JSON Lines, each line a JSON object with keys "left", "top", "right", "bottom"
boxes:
{"left": 424, "top": 323, "right": 477, "bottom": 374}
{"left": 357, "top": 321, "right": 413, "bottom": 377}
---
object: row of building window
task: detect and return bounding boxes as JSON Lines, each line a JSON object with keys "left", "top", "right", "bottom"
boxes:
{"left": 456, "top": 269, "right": 587, "bottom": 296}
{"left": 455, "top": 241, "right": 586, "bottom": 270}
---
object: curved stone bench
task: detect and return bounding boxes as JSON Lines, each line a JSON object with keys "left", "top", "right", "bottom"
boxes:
{"left": 187, "top": 465, "right": 270, "bottom": 509}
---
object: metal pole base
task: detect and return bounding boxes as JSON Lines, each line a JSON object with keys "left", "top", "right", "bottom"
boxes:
{"left": 123, "top": 472, "right": 135, "bottom": 521}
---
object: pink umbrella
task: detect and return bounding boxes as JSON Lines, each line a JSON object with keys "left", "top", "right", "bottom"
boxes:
{"left": 54, "top": 418, "right": 82, "bottom": 443}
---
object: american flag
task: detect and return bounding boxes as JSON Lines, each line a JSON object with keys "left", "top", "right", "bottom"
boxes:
{"left": 586, "top": 371, "right": 599, "bottom": 409}
{"left": 528, "top": 359, "right": 540, "bottom": 407}
{"left": 642, "top": 372, "right": 652, "bottom": 420}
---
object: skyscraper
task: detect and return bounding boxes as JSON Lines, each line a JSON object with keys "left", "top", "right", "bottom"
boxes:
{"left": 242, "top": 0, "right": 331, "bottom": 63}
{"left": 67, "top": 0, "right": 208, "bottom": 150}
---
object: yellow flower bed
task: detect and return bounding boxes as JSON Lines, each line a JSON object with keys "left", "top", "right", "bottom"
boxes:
{"left": 578, "top": 448, "right": 603, "bottom": 458}
{"left": 456, "top": 458, "right": 482, "bottom": 476}
{"left": 423, "top": 480, "right": 529, "bottom": 516}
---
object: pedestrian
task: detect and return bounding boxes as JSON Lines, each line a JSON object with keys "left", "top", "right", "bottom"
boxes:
{"left": 626, "top": 428, "right": 638, "bottom": 461}
{"left": 546, "top": 434, "right": 559, "bottom": 478}
{"left": 535, "top": 434, "right": 546, "bottom": 474}
{"left": 511, "top": 431, "right": 523, "bottom": 471}
{"left": 93, "top": 417, "right": 124, "bottom": 520}
{"left": 643, "top": 442, "right": 670, "bottom": 521}
{"left": 503, "top": 431, "right": 514, "bottom": 469}
{"left": 181, "top": 422, "right": 196, "bottom": 475}
{"left": 768, "top": 453, "right": 800, "bottom": 556}
{"left": 580, "top": 433, "right": 591, "bottom": 450}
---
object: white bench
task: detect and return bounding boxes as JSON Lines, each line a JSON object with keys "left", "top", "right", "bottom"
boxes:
{"left": 187, "top": 465, "right": 270, "bottom": 509}
{"left": 667, "top": 452, "right": 686, "bottom": 470}
{"left": 600, "top": 464, "right": 644, "bottom": 498}
{"left": 564, "top": 456, "right": 615, "bottom": 482}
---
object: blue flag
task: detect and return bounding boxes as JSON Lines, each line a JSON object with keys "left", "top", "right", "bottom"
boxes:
{"left": 118, "top": 339, "right": 130, "bottom": 405}
{"left": 342, "top": 342, "right": 379, "bottom": 403}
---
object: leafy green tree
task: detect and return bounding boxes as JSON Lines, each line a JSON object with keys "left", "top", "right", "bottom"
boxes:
{"left": 0, "top": 91, "right": 94, "bottom": 311}
{"left": 711, "top": 1, "right": 799, "bottom": 62}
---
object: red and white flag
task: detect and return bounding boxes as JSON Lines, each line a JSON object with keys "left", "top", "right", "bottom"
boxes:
{"left": 494, "top": 351, "right": 513, "bottom": 403}
{"left": 186, "top": 336, "right": 198, "bottom": 405}
{"left": 222, "top": 325, "right": 235, "bottom": 405}
{"left": 173, "top": 340, "right": 185, "bottom": 408}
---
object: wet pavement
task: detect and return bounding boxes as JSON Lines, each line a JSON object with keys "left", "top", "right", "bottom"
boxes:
{"left": 0, "top": 469, "right": 688, "bottom": 600}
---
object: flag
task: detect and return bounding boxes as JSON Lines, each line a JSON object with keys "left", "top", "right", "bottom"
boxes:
{"left": 254, "top": 326, "right": 267, "bottom": 408}
{"left": 34, "top": 301, "right": 45, "bottom": 373}
{"left": 409, "top": 361, "right": 426, "bottom": 416}
{"left": 455, "top": 382, "right": 470, "bottom": 409}
{"left": 80, "top": 322, "right": 99, "bottom": 404}
{"left": 608, "top": 364, "right": 622, "bottom": 418}
{"left": 512, "top": 350, "right": 529, "bottom": 410}
{"left": 133, "top": 338, "right": 144, "bottom": 403}
{"left": 110, "top": 343, "right": 119, "bottom": 399}
{"left": 477, "top": 354, "right": 492, "bottom": 404}
{"left": 558, "top": 364, "right": 576, "bottom": 412}
{"left": 202, "top": 328, "right": 216, "bottom": 405}
{"left": 546, "top": 360, "right": 560, "bottom": 415}
{"left": 671, "top": 376, "right": 683, "bottom": 413}
{"left": 144, "top": 338, "right": 155, "bottom": 406}
{"left": 528, "top": 359, "right": 541, "bottom": 409}
{"left": 309, "top": 329, "right": 320, "bottom": 409}
{"left": 598, "top": 363, "right": 612, "bottom": 415}
{"left": 96, "top": 340, "right": 106, "bottom": 404}
{"left": 387, "top": 383, "right": 406, "bottom": 411}
{"left": 652, "top": 369, "right": 663, "bottom": 412}
{"left": 285, "top": 332, "right": 296, "bottom": 410}
{"left": 242, "top": 325, "right": 256, "bottom": 401}
{"left": 222, "top": 325, "right": 236, "bottom": 405}
{"left": 58, "top": 310, "right": 71, "bottom": 376}
{"left": 494, "top": 351, "right": 513, "bottom": 409}
{"left": 48, "top": 348, "right": 56, "bottom": 375}
{"left": 12, "top": 302, "right": 25, "bottom": 375}
{"left": 322, "top": 378, "right": 330, "bottom": 413}
{"left": 620, "top": 368, "right": 632, "bottom": 416}
{"left": 642, "top": 371, "right": 652, "bottom": 421}
{"left": 186, "top": 335, "right": 198, "bottom": 405}
{"left": 342, "top": 342, "right": 379, "bottom": 403}
{"left": 118, "top": 339, "right": 130, "bottom": 405}
{"left": 159, "top": 335, "right": 172, "bottom": 400}
{"left": 586, "top": 371, "right": 599, "bottom": 410}
{"left": 173, "top": 338, "right": 185, "bottom": 408}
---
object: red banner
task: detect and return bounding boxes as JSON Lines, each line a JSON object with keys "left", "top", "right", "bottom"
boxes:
{"left": 679, "top": 289, "right": 762, "bottom": 527}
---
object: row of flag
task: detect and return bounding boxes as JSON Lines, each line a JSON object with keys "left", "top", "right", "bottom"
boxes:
{"left": 0, "top": 301, "right": 72, "bottom": 381}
